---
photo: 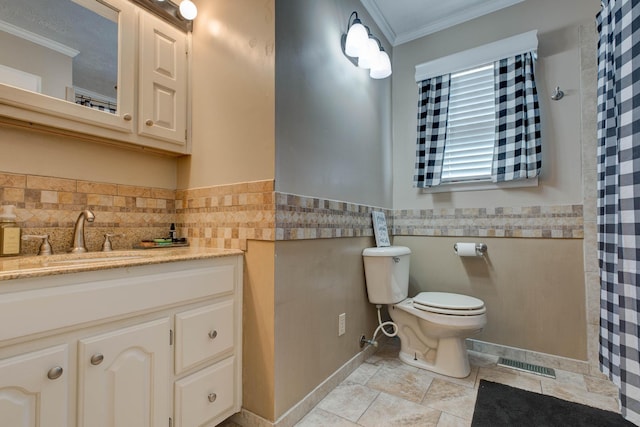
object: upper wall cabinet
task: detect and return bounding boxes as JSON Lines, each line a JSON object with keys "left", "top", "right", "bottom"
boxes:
{"left": 0, "top": 0, "right": 190, "bottom": 155}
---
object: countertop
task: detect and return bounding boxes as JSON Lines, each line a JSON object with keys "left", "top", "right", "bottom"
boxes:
{"left": 0, "top": 247, "right": 243, "bottom": 281}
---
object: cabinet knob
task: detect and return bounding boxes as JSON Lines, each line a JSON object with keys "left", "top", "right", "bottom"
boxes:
{"left": 123, "top": 113, "right": 132, "bottom": 121}
{"left": 47, "top": 366, "right": 64, "bottom": 380}
{"left": 208, "top": 393, "right": 217, "bottom": 403}
{"left": 208, "top": 330, "right": 218, "bottom": 340}
{"left": 145, "top": 119, "right": 154, "bottom": 126}
{"left": 90, "top": 353, "right": 104, "bottom": 365}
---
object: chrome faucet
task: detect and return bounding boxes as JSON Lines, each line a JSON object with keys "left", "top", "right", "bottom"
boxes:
{"left": 69, "top": 209, "right": 95, "bottom": 253}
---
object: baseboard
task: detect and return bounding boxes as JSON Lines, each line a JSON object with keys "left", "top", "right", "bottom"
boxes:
{"left": 230, "top": 342, "right": 379, "bottom": 427}
{"left": 466, "top": 338, "right": 591, "bottom": 375}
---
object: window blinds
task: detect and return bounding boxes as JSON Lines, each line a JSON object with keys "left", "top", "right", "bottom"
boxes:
{"left": 441, "top": 64, "right": 496, "bottom": 182}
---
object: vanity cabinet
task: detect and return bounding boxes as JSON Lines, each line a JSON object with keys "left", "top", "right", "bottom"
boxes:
{"left": 0, "top": 345, "right": 69, "bottom": 427}
{"left": 0, "top": 254, "right": 242, "bottom": 427}
{"left": 78, "top": 318, "right": 171, "bottom": 427}
{"left": 0, "top": 0, "right": 190, "bottom": 154}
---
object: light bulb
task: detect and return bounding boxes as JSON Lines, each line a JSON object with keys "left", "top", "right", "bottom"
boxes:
{"left": 179, "top": 0, "right": 198, "bottom": 20}
{"left": 370, "top": 50, "right": 392, "bottom": 79}
{"left": 344, "top": 19, "right": 368, "bottom": 57}
{"left": 357, "top": 38, "right": 380, "bottom": 69}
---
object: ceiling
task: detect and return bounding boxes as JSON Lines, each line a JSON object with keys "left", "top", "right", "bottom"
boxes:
{"left": 360, "top": 0, "right": 525, "bottom": 46}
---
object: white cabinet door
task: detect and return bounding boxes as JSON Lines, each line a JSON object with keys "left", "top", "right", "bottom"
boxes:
{"left": 138, "top": 10, "right": 188, "bottom": 147}
{"left": 78, "top": 318, "right": 170, "bottom": 427}
{"left": 0, "top": 345, "right": 69, "bottom": 427}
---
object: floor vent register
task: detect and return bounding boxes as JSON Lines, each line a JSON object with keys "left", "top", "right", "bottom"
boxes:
{"left": 497, "top": 357, "right": 556, "bottom": 379}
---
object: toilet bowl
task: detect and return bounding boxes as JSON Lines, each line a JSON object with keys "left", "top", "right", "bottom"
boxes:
{"left": 362, "top": 246, "right": 487, "bottom": 378}
{"left": 390, "top": 293, "right": 486, "bottom": 378}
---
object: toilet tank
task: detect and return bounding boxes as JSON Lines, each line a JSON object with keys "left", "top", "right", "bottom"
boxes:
{"left": 362, "top": 246, "right": 411, "bottom": 304}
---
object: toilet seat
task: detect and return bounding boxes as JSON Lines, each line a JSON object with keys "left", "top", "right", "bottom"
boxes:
{"left": 412, "top": 292, "right": 486, "bottom": 316}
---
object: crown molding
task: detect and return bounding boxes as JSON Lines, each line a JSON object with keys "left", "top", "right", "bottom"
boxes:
{"left": 361, "top": 0, "right": 525, "bottom": 47}
{"left": 0, "top": 19, "right": 79, "bottom": 57}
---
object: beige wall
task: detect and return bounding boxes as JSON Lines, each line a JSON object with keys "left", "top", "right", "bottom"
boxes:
{"left": 392, "top": 0, "right": 600, "bottom": 209}
{"left": 0, "top": 123, "right": 177, "bottom": 189}
{"left": 243, "top": 240, "right": 276, "bottom": 420}
{"left": 176, "top": 0, "right": 275, "bottom": 190}
{"left": 394, "top": 236, "right": 587, "bottom": 360}
{"left": 274, "top": 237, "right": 379, "bottom": 419}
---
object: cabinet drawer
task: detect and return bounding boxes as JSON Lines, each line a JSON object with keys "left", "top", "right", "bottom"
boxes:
{"left": 175, "top": 300, "right": 234, "bottom": 374}
{"left": 174, "top": 356, "right": 235, "bottom": 427}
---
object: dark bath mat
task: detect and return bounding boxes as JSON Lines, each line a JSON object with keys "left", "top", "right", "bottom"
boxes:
{"left": 471, "top": 379, "right": 634, "bottom": 427}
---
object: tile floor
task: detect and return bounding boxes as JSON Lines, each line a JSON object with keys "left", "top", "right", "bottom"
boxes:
{"left": 221, "top": 338, "right": 621, "bottom": 427}
{"left": 293, "top": 338, "right": 621, "bottom": 427}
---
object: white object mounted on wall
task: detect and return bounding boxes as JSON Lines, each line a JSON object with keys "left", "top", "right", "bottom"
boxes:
{"left": 178, "top": 0, "right": 197, "bottom": 20}
{"left": 371, "top": 211, "right": 391, "bottom": 247}
{"left": 343, "top": 11, "right": 392, "bottom": 79}
{"left": 454, "top": 242, "right": 487, "bottom": 257}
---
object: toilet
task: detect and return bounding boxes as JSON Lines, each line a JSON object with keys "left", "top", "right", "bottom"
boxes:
{"left": 362, "top": 246, "right": 486, "bottom": 378}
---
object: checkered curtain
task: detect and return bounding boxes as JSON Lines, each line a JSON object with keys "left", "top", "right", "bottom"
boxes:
{"left": 413, "top": 75, "right": 450, "bottom": 188}
{"left": 492, "top": 52, "right": 542, "bottom": 182}
{"left": 597, "top": 0, "right": 640, "bottom": 424}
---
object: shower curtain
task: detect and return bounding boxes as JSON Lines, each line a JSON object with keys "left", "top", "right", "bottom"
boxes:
{"left": 597, "top": 0, "right": 640, "bottom": 424}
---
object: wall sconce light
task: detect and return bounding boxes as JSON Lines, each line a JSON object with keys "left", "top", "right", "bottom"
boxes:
{"left": 179, "top": 0, "right": 198, "bottom": 21}
{"left": 344, "top": 11, "right": 392, "bottom": 79}
{"left": 132, "top": 0, "right": 196, "bottom": 31}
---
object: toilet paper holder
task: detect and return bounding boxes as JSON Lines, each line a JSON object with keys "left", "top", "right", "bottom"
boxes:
{"left": 453, "top": 243, "right": 487, "bottom": 256}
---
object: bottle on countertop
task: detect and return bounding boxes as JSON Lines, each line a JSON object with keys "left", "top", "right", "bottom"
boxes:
{"left": 0, "top": 205, "right": 21, "bottom": 257}
{"left": 169, "top": 223, "right": 177, "bottom": 241}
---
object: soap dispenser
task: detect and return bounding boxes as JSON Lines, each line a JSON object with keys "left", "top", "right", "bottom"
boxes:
{"left": 0, "top": 205, "right": 21, "bottom": 256}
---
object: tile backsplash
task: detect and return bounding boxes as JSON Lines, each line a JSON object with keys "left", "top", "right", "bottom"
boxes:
{"left": 176, "top": 180, "right": 275, "bottom": 250}
{"left": 0, "top": 172, "right": 174, "bottom": 254}
{"left": 0, "top": 171, "right": 585, "bottom": 255}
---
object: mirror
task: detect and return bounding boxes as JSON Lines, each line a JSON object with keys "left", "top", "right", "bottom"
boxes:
{"left": 0, "top": 0, "right": 119, "bottom": 113}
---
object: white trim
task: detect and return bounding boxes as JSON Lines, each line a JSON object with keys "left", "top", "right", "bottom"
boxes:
{"left": 0, "top": 20, "right": 79, "bottom": 58}
{"left": 420, "top": 177, "right": 538, "bottom": 194}
{"left": 415, "top": 30, "right": 538, "bottom": 82}
{"left": 360, "top": 0, "right": 525, "bottom": 47}
{"left": 396, "top": 0, "right": 525, "bottom": 46}
{"left": 0, "top": 64, "right": 41, "bottom": 93}
{"left": 359, "top": 0, "right": 397, "bottom": 47}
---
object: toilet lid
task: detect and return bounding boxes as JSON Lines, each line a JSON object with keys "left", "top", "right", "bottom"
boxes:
{"left": 413, "top": 292, "right": 486, "bottom": 315}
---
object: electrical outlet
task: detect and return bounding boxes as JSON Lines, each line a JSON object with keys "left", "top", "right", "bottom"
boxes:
{"left": 338, "top": 313, "right": 346, "bottom": 336}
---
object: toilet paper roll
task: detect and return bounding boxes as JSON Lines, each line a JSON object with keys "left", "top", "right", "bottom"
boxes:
{"left": 455, "top": 242, "right": 479, "bottom": 257}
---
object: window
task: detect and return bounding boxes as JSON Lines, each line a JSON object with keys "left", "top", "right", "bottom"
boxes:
{"left": 441, "top": 64, "right": 495, "bottom": 183}
{"left": 413, "top": 30, "right": 541, "bottom": 191}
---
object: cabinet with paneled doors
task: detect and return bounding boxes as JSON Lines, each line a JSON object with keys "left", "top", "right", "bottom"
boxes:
{"left": 0, "top": 0, "right": 190, "bottom": 154}
{"left": 0, "top": 255, "right": 242, "bottom": 426}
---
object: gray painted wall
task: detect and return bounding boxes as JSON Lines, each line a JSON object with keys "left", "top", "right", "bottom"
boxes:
{"left": 275, "top": 0, "right": 393, "bottom": 208}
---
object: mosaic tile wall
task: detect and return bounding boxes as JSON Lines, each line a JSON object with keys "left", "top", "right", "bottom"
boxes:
{"left": 176, "top": 180, "right": 275, "bottom": 250}
{"left": 0, "top": 171, "right": 586, "bottom": 255}
{"left": 275, "top": 193, "right": 392, "bottom": 241}
{"left": 0, "top": 172, "right": 174, "bottom": 255}
{"left": 392, "top": 205, "right": 584, "bottom": 238}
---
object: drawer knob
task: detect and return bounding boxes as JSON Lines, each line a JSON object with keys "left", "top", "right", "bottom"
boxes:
{"left": 145, "top": 119, "right": 154, "bottom": 126}
{"left": 90, "top": 353, "right": 104, "bottom": 365}
{"left": 208, "top": 330, "right": 218, "bottom": 340}
{"left": 208, "top": 393, "right": 217, "bottom": 403}
{"left": 47, "top": 366, "right": 64, "bottom": 380}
